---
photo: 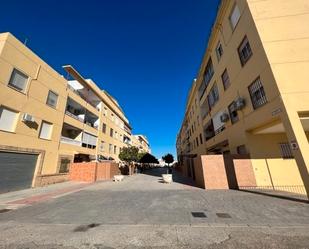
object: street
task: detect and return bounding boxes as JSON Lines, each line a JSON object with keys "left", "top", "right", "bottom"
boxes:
{"left": 0, "top": 168, "right": 309, "bottom": 248}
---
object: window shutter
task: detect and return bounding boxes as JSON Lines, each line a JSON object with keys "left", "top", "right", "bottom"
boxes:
{"left": 40, "top": 122, "right": 52, "bottom": 139}
{"left": 0, "top": 107, "right": 18, "bottom": 132}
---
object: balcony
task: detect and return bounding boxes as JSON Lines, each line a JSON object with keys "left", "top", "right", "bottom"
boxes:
{"left": 61, "top": 123, "right": 83, "bottom": 146}
{"left": 84, "top": 110, "right": 99, "bottom": 129}
{"left": 67, "top": 81, "right": 101, "bottom": 111}
{"left": 204, "top": 120, "right": 215, "bottom": 141}
{"left": 66, "top": 97, "right": 99, "bottom": 129}
{"left": 123, "top": 135, "right": 131, "bottom": 145}
{"left": 66, "top": 97, "right": 85, "bottom": 122}
{"left": 61, "top": 136, "right": 82, "bottom": 146}
{"left": 124, "top": 125, "right": 131, "bottom": 135}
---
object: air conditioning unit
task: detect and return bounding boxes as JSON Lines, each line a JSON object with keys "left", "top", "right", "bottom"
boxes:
{"left": 22, "top": 113, "right": 35, "bottom": 122}
{"left": 220, "top": 112, "right": 229, "bottom": 122}
{"left": 235, "top": 97, "right": 246, "bottom": 110}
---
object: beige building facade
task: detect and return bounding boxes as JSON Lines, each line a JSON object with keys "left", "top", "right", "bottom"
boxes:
{"left": 132, "top": 134, "right": 151, "bottom": 153}
{"left": 0, "top": 32, "right": 149, "bottom": 192}
{"left": 177, "top": 0, "right": 309, "bottom": 198}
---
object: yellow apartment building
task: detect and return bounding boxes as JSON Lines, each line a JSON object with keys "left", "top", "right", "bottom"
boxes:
{"left": 177, "top": 0, "right": 309, "bottom": 198}
{"left": 132, "top": 134, "right": 151, "bottom": 153}
{"left": 0, "top": 32, "right": 149, "bottom": 193}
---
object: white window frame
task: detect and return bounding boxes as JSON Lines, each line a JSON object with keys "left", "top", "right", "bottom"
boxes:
{"left": 0, "top": 106, "right": 19, "bottom": 132}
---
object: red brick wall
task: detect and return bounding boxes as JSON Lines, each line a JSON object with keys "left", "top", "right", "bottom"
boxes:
{"left": 96, "top": 163, "right": 108, "bottom": 181}
{"left": 232, "top": 155, "right": 256, "bottom": 188}
{"left": 69, "top": 162, "right": 97, "bottom": 182}
{"left": 69, "top": 162, "right": 120, "bottom": 182}
{"left": 34, "top": 173, "right": 69, "bottom": 187}
{"left": 200, "top": 155, "right": 229, "bottom": 190}
{"left": 193, "top": 156, "right": 205, "bottom": 188}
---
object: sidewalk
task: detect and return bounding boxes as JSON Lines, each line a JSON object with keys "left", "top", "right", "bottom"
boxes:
{"left": 0, "top": 181, "right": 91, "bottom": 211}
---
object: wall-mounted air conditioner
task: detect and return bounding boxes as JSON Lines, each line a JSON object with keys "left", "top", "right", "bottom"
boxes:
{"left": 22, "top": 113, "right": 35, "bottom": 122}
{"left": 235, "top": 97, "right": 246, "bottom": 110}
{"left": 220, "top": 112, "right": 229, "bottom": 122}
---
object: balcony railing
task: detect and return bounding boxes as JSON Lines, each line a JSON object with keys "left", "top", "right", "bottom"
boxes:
{"left": 61, "top": 136, "right": 82, "bottom": 146}
{"left": 65, "top": 110, "right": 84, "bottom": 123}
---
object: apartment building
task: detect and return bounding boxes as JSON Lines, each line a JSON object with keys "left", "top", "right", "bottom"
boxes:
{"left": 177, "top": 0, "right": 309, "bottom": 198}
{"left": 0, "top": 32, "right": 137, "bottom": 192}
{"left": 132, "top": 134, "right": 151, "bottom": 153}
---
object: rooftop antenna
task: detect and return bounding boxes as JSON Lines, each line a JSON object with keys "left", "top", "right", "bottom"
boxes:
{"left": 23, "top": 38, "right": 28, "bottom": 46}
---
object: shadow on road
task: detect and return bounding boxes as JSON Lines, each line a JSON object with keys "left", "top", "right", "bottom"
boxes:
{"left": 142, "top": 167, "right": 198, "bottom": 188}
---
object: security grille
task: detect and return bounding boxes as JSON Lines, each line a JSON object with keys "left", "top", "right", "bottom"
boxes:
{"left": 248, "top": 77, "right": 267, "bottom": 109}
{"left": 279, "top": 143, "right": 294, "bottom": 159}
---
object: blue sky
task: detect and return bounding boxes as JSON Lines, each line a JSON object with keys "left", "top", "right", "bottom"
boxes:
{"left": 1, "top": 0, "right": 220, "bottom": 159}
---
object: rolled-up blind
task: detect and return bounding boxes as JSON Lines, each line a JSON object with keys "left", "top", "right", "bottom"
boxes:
{"left": 82, "top": 132, "right": 97, "bottom": 146}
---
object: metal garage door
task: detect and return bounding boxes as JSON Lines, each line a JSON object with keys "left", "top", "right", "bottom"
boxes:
{"left": 0, "top": 151, "right": 38, "bottom": 193}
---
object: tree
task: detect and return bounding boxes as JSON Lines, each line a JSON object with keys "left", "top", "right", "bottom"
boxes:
{"left": 137, "top": 152, "right": 146, "bottom": 162}
{"left": 119, "top": 146, "right": 139, "bottom": 175}
{"left": 162, "top": 153, "right": 174, "bottom": 174}
{"left": 139, "top": 153, "right": 159, "bottom": 164}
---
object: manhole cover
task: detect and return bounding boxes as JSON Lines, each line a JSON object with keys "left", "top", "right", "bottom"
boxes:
{"left": 216, "top": 213, "right": 231, "bottom": 218}
{"left": 0, "top": 209, "right": 11, "bottom": 214}
{"left": 191, "top": 212, "right": 207, "bottom": 218}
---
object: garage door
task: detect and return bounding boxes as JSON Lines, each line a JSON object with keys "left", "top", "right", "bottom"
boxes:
{"left": 0, "top": 151, "right": 38, "bottom": 193}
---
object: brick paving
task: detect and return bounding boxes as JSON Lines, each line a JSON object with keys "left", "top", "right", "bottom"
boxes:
{"left": 0, "top": 168, "right": 308, "bottom": 248}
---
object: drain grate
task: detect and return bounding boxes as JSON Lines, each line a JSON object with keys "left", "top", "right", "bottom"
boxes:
{"left": 0, "top": 209, "right": 11, "bottom": 214}
{"left": 191, "top": 212, "right": 207, "bottom": 218}
{"left": 216, "top": 213, "right": 231, "bottom": 218}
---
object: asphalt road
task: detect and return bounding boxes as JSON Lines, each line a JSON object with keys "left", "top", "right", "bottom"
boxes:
{"left": 0, "top": 168, "right": 309, "bottom": 248}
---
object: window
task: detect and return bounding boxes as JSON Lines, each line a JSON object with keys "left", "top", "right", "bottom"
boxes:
{"left": 279, "top": 143, "right": 294, "bottom": 159}
{"left": 102, "top": 123, "right": 107, "bottom": 133}
{"left": 59, "top": 158, "right": 70, "bottom": 173}
{"left": 100, "top": 141, "right": 105, "bottom": 152}
{"left": 82, "top": 132, "right": 97, "bottom": 149}
{"left": 221, "top": 69, "right": 230, "bottom": 90}
{"left": 230, "top": 4, "right": 241, "bottom": 30}
{"left": 248, "top": 77, "right": 267, "bottom": 109}
{"left": 109, "top": 144, "right": 112, "bottom": 154}
{"left": 212, "top": 111, "right": 225, "bottom": 135}
{"left": 237, "top": 145, "right": 247, "bottom": 155}
{"left": 216, "top": 42, "right": 224, "bottom": 61}
{"left": 8, "top": 69, "right": 29, "bottom": 92}
{"left": 0, "top": 106, "right": 19, "bottom": 132}
{"left": 199, "top": 58, "right": 214, "bottom": 100}
{"left": 110, "top": 128, "right": 114, "bottom": 137}
{"left": 207, "top": 84, "right": 219, "bottom": 109}
{"left": 39, "top": 121, "right": 53, "bottom": 140}
{"left": 199, "top": 133, "right": 203, "bottom": 145}
{"left": 203, "top": 58, "right": 214, "bottom": 88}
{"left": 201, "top": 98, "right": 210, "bottom": 120}
{"left": 197, "top": 115, "right": 200, "bottom": 126}
{"left": 46, "top": 91, "right": 58, "bottom": 108}
{"left": 114, "top": 145, "right": 117, "bottom": 154}
{"left": 115, "top": 131, "right": 118, "bottom": 140}
{"left": 228, "top": 101, "right": 239, "bottom": 124}
{"left": 238, "top": 36, "right": 252, "bottom": 66}
{"left": 196, "top": 137, "right": 199, "bottom": 147}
